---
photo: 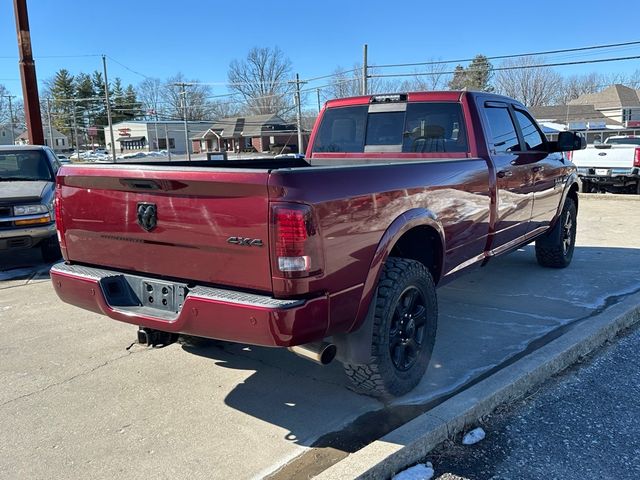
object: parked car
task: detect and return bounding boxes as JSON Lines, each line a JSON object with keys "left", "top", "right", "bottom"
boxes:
{"left": 0, "top": 145, "right": 62, "bottom": 262}
{"left": 570, "top": 135, "right": 640, "bottom": 194}
{"left": 50, "top": 91, "right": 584, "bottom": 397}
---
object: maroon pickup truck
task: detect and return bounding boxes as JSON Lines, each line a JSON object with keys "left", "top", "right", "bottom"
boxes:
{"left": 50, "top": 91, "right": 585, "bottom": 398}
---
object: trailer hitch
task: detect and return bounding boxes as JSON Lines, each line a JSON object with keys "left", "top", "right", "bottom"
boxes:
{"left": 137, "top": 327, "right": 179, "bottom": 347}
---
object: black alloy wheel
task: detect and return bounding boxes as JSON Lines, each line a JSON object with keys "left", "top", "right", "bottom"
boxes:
{"left": 389, "top": 286, "right": 427, "bottom": 372}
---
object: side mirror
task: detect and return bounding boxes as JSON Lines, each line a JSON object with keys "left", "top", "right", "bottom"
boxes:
{"left": 555, "top": 131, "right": 586, "bottom": 152}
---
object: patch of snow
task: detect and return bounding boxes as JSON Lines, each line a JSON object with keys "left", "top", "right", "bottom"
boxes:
{"left": 462, "top": 427, "right": 486, "bottom": 445}
{"left": 392, "top": 462, "right": 434, "bottom": 480}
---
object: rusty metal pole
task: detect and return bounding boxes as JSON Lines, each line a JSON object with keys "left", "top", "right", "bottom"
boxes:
{"left": 13, "top": 0, "right": 44, "bottom": 145}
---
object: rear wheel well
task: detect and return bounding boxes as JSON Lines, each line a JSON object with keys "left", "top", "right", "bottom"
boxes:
{"left": 568, "top": 183, "right": 579, "bottom": 210}
{"left": 389, "top": 226, "right": 443, "bottom": 285}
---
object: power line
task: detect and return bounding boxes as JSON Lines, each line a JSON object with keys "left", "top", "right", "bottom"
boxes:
{"left": 370, "top": 54, "right": 640, "bottom": 79}
{"left": 372, "top": 39, "right": 640, "bottom": 69}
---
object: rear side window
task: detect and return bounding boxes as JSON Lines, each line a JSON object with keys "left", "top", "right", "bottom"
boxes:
{"left": 312, "top": 102, "right": 468, "bottom": 154}
{"left": 312, "top": 106, "right": 367, "bottom": 152}
{"left": 484, "top": 107, "right": 520, "bottom": 154}
{"left": 514, "top": 110, "right": 546, "bottom": 151}
{"left": 403, "top": 103, "right": 467, "bottom": 153}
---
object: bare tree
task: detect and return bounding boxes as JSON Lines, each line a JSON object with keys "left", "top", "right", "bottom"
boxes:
{"left": 209, "top": 99, "right": 242, "bottom": 119}
{"left": 160, "top": 73, "right": 213, "bottom": 120}
{"left": 0, "top": 84, "right": 25, "bottom": 131}
{"left": 557, "top": 73, "right": 604, "bottom": 104}
{"left": 227, "top": 46, "right": 294, "bottom": 116}
{"left": 402, "top": 60, "right": 451, "bottom": 91}
{"left": 136, "top": 78, "right": 163, "bottom": 118}
{"left": 327, "top": 64, "right": 399, "bottom": 99}
{"left": 494, "top": 56, "right": 563, "bottom": 106}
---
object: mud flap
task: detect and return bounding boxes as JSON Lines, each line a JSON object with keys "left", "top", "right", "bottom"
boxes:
{"left": 332, "top": 296, "right": 376, "bottom": 365}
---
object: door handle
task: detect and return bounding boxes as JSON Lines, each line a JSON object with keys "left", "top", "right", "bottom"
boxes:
{"left": 497, "top": 170, "right": 513, "bottom": 178}
{"left": 531, "top": 165, "right": 545, "bottom": 173}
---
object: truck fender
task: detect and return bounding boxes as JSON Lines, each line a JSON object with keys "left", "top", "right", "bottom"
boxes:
{"left": 333, "top": 208, "right": 444, "bottom": 365}
{"left": 539, "top": 173, "right": 580, "bottom": 246}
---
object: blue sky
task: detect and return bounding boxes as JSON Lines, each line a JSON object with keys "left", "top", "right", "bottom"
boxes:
{"left": 1, "top": 0, "right": 639, "bottom": 102}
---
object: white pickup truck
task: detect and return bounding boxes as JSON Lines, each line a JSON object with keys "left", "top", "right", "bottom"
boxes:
{"left": 571, "top": 136, "right": 640, "bottom": 194}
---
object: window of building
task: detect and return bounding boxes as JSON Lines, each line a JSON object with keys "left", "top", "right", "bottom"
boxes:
{"left": 158, "top": 138, "right": 175, "bottom": 149}
{"left": 484, "top": 107, "right": 520, "bottom": 154}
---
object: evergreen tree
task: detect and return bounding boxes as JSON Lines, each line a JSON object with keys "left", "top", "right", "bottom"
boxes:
{"left": 50, "top": 69, "right": 75, "bottom": 141}
{"left": 123, "top": 85, "right": 143, "bottom": 119}
{"left": 448, "top": 65, "right": 467, "bottom": 90}
{"left": 75, "top": 73, "right": 96, "bottom": 145}
{"left": 466, "top": 55, "right": 494, "bottom": 92}
{"left": 91, "top": 70, "right": 109, "bottom": 140}
{"left": 447, "top": 55, "right": 494, "bottom": 92}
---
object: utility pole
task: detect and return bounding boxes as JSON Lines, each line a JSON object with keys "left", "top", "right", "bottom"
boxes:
{"left": 1, "top": 95, "right": 17, "bottom": 144}
{"left": 175, "top": 82, "right": 191, "bottom": 161}
{"left": 45, "top": 97, "right": 53, "bottom": 148}
{"left": 164, "top": 123, "right": 171, "bottom": 161}
{"left": 102, "top": 55, "right": 117, "bottom": 162}
{"left": 13, "top": 0, "right": 44, "bottom": 145}
{"left": 72, "top": 102, "right": 80, "bottom": 157}
{"left": 289, "top": 74, "right": 306, "bottom": 155}
{"left": 316, "top": 88, "right": 321, "bottom": 113}
{"left": 362, "top": 43, "right": 368, "bottom": 96}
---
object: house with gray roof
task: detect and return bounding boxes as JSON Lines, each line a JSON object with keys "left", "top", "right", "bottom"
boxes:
{"left": 529, "top": 84, "right": 640, "bottom": 143}
{"left": 15, "top": 127, "right": 70, "bottom": 151}
{"left": 191, "top": 114, "right": 307, "bottom": 154}
{"left": 0, "top": 124, "right": 21, "bottom": 146}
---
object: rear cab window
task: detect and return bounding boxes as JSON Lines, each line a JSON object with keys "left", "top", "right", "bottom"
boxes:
{"left": 311, "top": 98, "right": 469, "bottom": 158}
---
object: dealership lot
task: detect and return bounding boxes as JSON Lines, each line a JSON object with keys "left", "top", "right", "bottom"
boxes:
{"left": 0, "top": 195, "right": 639, "bottom": 480}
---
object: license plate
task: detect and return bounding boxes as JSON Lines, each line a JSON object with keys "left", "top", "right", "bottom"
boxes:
{"left": 595, "top": 168, "right": 611, "bottom": 176}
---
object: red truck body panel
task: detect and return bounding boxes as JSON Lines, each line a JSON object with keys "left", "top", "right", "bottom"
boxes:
{"left": 57, "top": 166, "right": 272, "bottom": 292}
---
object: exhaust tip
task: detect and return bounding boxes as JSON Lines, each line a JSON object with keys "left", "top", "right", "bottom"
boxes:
{"left": 288, "top": 341, "right": 337, "bottom": 365}
{"left": 319, "top": 343, "right": 337, "bottom": 365}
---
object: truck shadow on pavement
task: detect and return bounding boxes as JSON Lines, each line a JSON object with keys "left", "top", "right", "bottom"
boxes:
{"left": 181, "top": 245, "right": 640, "bottom": 453}
{"left": 0, "top": 248, "right": 54, "bottom": 283}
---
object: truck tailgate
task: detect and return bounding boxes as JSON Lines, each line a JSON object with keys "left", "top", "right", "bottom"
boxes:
{"left": 57, "top": 165, "right": 272, "bottom": 292}
{"left": 572, "top": 145, "right": 635, "bottom": 169}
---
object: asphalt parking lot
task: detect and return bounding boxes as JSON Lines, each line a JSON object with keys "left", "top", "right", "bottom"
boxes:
{"left": 1, "top": 195, "right": 638, "bottom": 480}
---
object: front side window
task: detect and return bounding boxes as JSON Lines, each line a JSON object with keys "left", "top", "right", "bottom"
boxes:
{"left": 484, "top": 107, "right": 520, "bottom": 154}
{"left": 514, "top": 110, "right": 546, "bottom": 151}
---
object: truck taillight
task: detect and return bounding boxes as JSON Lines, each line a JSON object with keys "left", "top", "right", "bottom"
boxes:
{"left": 634, "top": 147, "right": 640, "bottom": 167}
{"left": 54, "top": 188, "right": 66, "bottom": 249}
{"left": 270, "top": 203, "right": 323, "bottom": 277}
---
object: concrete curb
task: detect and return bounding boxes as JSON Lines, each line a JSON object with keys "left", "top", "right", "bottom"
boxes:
{"left": 578, "top": 193, "right": 640, "bottom": 201}
{"left": 315, "top": 290, "right": 640, "bottom": 480}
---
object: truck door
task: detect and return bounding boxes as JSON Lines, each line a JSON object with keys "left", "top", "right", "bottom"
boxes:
{"left": 511, "top": 108, "right": 565, "bottom": 232}
{"left": 482, "top": 102, "right": 535, "bottom": 250}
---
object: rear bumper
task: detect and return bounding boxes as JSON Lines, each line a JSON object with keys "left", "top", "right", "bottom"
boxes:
{"left": 50, "top": 262, "right": 329, "bottom": 347}
{"left": 577, "top": 167, "right": 639, "bottom": 186}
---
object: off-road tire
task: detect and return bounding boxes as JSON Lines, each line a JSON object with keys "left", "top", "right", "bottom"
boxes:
{"left": 40, "top": 237, "right": 62, "bottom": 263}
{"left": 343, "top": 258, "right": 438, "bottom": 399}
{"left": 535, "top": 198, "right": 577, "bottom": 268}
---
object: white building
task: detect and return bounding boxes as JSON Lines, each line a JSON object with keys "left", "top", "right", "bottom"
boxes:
{"left": 104, "top": 120, "right": 211, "bottom": 154}
{"left": 15, "top": 127, "right": 69, "bottom": 151}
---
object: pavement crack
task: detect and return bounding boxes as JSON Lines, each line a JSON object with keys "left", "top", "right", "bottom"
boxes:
{"left": 0, "top": 348, "right": 147, "bottom": 408}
